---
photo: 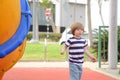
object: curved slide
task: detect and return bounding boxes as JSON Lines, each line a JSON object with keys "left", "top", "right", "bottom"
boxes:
{"left": 0, "top": 0, "right": 32, "bottom": 79}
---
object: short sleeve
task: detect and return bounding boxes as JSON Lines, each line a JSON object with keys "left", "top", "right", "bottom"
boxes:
{"left": 65, "top": 39, "right": 71, "bottom": 47}
{"left": 84, "top": 39, "right": 88, "bottom": 47}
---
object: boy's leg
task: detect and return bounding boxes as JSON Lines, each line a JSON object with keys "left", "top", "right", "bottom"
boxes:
{"left": 69, "top": 63, "right": 82, "bottom": 80}
{"left": 77, "top": 64, "right": 83, "bottom": 79}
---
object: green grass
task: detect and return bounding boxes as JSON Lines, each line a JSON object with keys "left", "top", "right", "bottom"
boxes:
{"left": 21, "top": 43, "right": 97, "bottom": 61}
{"left": 21, "top": 43, "right": 66, "bottom": 61}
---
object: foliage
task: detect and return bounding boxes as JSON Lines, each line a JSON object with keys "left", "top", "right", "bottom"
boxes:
{"left": 27, "top": 32, "right": 61, "bottom": 42}
{"left": 39, "top": 0, "right": 57, "bottom": 13}
{"left": 39, "top": 0, "right": 59, "bottom": 33}
{"left": 40, "top": 0, "right": 53, "bottom": 8}
{"left": 92, "top": 27, "right": 120, "bottom": 61}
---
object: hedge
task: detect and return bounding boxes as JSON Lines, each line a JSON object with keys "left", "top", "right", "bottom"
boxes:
{"left": 27, "top": 32, "right": 61, "bottom": 42}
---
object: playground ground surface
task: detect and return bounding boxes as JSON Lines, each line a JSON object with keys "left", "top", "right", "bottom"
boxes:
{"left": 3, "top": 61, "right": 120, "bottom": 80}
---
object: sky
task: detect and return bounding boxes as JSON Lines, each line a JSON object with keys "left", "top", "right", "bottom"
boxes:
{"left": 85, "top": 0, "right": 120, "bottom": 32}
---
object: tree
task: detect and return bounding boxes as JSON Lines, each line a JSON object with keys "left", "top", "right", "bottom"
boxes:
{"left": 98, "top": 0, "right": 105, "bottom": 26}
{"left": 87, "top": 0, "right": 93, "bottom": 47}
{"left": 108, "top": 0, "right": 118, "bottom": 69}
{"left": 39, "top": 0, "right": 58, "bottom": 33}
{"left": 97, "top": 0, "right": 118, "bottom": 68}
{"left": 87, "top": 0, "right": 108, "bottom": 47}
{"left": 97, "top": 0, "right": 109, "bottom": 26}
{"left": 30, "top": 0, "right": 39, "bottom": 43}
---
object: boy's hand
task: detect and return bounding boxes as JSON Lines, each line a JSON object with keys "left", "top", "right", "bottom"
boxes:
{"left": 60, "top": 51, "right": 64, "bottom": 55}
{"left": 91, "top": 57, "right": 97, "bottom": 62}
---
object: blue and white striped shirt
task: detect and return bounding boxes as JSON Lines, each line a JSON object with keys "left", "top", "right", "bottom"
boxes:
{"left": 65, "top": 37, "right": 88, "bottom": 64}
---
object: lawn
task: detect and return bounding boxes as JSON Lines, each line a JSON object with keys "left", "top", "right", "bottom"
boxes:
{"left": 20, "top": 42, "right": 67, "bottom": 61}
{"left": 20, "top": 42, "right": 97, "bottom": 61}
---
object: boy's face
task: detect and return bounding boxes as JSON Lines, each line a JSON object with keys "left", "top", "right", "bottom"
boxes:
{"left": 74, "top": 28, "right": 84, "bottom": 37}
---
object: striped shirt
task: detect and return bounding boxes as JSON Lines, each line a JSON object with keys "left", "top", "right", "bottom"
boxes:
{"left": 65, "top": 37, "right": 88, "bottom": 64}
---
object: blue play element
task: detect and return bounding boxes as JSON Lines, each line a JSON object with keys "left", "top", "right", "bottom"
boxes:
{"left": 0, "top": 0, "right": 32, "bottom": 58}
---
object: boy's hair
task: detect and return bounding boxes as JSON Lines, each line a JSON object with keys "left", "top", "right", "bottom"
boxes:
{"left": 70, "top": 22, "right": 84, "bottom": 35}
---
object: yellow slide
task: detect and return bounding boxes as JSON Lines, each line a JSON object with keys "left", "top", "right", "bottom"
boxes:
{"left": 0, "top": 0, "right": 31, "bottom": 79}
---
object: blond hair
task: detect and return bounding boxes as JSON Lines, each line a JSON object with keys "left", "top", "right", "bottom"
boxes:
{"left": 70, "top": 22, "right": 84, "bottom": 35}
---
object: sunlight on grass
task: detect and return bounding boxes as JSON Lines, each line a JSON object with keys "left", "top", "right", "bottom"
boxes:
{"left": 21, "top": 43, "right": 66, "bottom": 61}
{"left": 21, "top": 43, "right": 97, "bottom": 61}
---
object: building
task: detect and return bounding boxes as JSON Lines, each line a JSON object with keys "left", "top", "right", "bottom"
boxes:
{"left": 28, "top": 0, "right": 87, "bottom": 33}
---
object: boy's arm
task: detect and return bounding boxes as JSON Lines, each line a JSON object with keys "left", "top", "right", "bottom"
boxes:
{"left": 60, "top": 44, "right": 67, "bottom": 55}
{"left": 84, "top": 46, "right": 97, "bottom": 62}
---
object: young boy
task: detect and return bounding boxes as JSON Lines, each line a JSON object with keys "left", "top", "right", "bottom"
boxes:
{"left": 60, "top": 22, "right": 97, "bottom": 80}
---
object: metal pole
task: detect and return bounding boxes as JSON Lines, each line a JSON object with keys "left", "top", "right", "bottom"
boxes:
{"left": 44, "top": 11, "right": 50, "bottom": 62}
{"left": 46, "top": 20, "right": 49, "bottom": 38}
{"left": 98, "top": 26, "right": 101, "bottom": 68}
{"left": 44, "top": 38, "right": 47, "bottom": 61}
{"left": 108, "top": 0, "right": 118, "bottom": 69}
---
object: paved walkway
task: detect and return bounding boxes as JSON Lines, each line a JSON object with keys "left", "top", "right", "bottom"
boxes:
{"left": 83, "top": 62, "right": 120, "bottom": 80}
{"left": 5, "top": 61, "right": 120, "bottom": 80}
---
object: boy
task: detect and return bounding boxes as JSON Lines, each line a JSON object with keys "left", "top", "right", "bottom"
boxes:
{"left": 60, "top": 22, "right": 97, "bottom": 80}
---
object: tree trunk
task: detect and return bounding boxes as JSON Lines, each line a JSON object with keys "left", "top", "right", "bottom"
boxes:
{"left": 108, "top": 0, "right": 118, "bottom": 69}
{"left": 49, "top": 14, "right": 56, "bottom": 33}
{"left": 87, "top": 0, "right": 93, "bottom": 47}
{"left": 30, "top": 0, "right": 39, "bottom": 43}
{"left": 98, "top": 0, "right": 105, "bottom": 26}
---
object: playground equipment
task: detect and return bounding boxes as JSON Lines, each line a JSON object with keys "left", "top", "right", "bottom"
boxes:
{"left": 0, "top": 0, "right": 32, "bottom": 79}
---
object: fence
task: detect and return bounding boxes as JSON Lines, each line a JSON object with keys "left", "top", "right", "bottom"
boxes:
{"left": 98, "top": 26, "right": 120, "bottom": 68}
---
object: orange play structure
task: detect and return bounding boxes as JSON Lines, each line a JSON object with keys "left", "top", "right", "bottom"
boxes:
{"left": 0, "top": 0, "right": 31, "bottom": 79}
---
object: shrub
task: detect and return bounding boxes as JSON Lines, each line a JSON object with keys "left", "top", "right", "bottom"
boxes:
{"left": 27, "top": 32, "right": 61, "bottom": 42}
{"left": 92, "top": 27, "right": 120, "bottom": 61}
